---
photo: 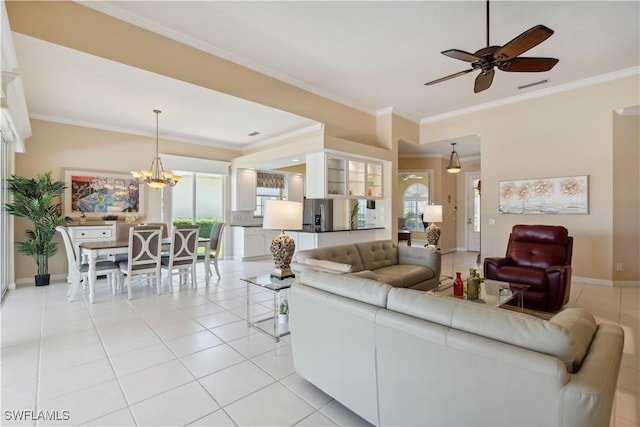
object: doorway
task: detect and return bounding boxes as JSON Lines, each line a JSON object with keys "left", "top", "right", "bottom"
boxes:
{"left": 466, "top": 172, "right": 481, "bottom": 252}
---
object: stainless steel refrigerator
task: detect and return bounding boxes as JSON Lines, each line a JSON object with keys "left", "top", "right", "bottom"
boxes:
{"left": 303, "top": 198, "right": 333, "bottom": 231}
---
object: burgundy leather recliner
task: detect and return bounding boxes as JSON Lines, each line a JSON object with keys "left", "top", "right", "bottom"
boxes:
{"left": 484, "top": 225, "right": 573, "bottom": 312}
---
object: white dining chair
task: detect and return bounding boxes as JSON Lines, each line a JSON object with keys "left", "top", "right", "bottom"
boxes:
{"left": 118, "top": 225, "right": 163, "bottom": 300}
{"left": 201, "top": 222, "right": 225, "bottom": 280}
{"left": 56, "top": 226, "right": 121, "bottom": 301}
{"left": 161, "top": 224, "right": 199, "bottom": 292}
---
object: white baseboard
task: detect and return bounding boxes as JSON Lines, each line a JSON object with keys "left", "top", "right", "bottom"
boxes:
{"left": 14, "top": 273, "right": 68, "bottom": 287}
{"left": 573, "top": 276, "right": 640, "bottom": 287}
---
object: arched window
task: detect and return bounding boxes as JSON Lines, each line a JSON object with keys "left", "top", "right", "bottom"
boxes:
{"left": 403, "top": 183, "right": 429, "bottom": 230}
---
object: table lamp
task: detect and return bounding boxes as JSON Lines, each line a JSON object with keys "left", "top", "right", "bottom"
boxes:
{"left": 423, "top": 204, "right": 443, "bottom": 247}
{"left": 263, "top": 200, "right": 303, "bottom": 279}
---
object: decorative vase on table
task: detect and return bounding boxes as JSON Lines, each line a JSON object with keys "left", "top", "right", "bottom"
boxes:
{"left": 453, "top": 272, "right": 464, "bottom": 297}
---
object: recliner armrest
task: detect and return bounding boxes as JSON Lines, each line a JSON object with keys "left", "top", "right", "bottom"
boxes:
{"left": 484, "top": 257, "right": 514, "bottom": 268}
{"left": 545, "top": 264, "right": 570, "bottom": 274}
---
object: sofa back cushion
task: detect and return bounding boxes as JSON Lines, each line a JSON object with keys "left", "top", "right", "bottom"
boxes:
{"left": 508, "top": 225, "right": 571, "bottom": 269}
{"left": 387, "top": 288, "right": 596, "bottom": 373}
{"left": 355, "top": 240, "right": 398, "bottom": 271}
{"left": 300, "top": 269, "right": 392, "bottom": 308}
{"left": 293, "top": 243, "right": 366, "bottom": 272}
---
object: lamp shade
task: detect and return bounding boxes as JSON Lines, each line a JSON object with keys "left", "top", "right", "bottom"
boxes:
{"left": 263, "top": 200, "right": 303, "bottom": 231}
{"left": 423, "top": 205, "right": 443, "bottom": 223}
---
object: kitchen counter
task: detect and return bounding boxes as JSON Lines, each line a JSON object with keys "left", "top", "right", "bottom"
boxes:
{"left": 231, "top": 225, "right": 384, "bottom": 233}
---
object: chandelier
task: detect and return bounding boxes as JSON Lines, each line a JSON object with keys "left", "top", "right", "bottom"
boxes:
{"left": 131, "top": 110, "right": 181, "bottom": 188}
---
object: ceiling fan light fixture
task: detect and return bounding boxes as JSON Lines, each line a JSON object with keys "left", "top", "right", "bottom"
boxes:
{"left": 446, "top": 143, "right": 462, "bottom": 174}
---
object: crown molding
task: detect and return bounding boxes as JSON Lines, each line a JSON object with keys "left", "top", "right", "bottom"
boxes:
{"left": 421, "top": 67, "right": 640, "bottom": 124}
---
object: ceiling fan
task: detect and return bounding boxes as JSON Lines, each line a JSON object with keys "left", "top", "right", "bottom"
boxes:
{"left": 425, "top": 0, "right": 559, "bottom": 93}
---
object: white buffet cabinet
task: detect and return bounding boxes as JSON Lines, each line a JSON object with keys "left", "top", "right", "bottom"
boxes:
{"left": 67, "top": 224, "right": 116, "bottom": 261}
{"left": 232, "top": 226, "right": 383, "bottom": 260}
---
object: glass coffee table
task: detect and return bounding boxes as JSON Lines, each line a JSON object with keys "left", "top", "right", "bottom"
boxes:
{"left": 241, "top": 274, "right": 294, "bottom": 343}
{"left": 429, "top": 279, "right": 529, "bottom": 309}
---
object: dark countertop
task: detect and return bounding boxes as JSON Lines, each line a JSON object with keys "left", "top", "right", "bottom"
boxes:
{"left": 231, "top": 225, "right": 384, "bottom": 233}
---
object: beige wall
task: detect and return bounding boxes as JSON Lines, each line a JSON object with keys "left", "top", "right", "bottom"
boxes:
{"left": 422, "top": 75, "right": 640, "bottom": 284}
{"left": 12, "top": 119, "right": 239, "bottom": 280}
{"left": 612, "top": 112, "right": 640, "bottom": 282}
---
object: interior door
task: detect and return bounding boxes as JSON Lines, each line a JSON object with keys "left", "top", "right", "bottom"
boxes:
{"left": 466, "top": 172, "right": 481, "bottom": 252}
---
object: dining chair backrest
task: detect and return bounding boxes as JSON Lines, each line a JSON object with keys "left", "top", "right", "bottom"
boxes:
{"left": 168, "top": 224, "right": 200, "bottom": 267}
{"left": 142, "top": 222, "right": 169, "bottom": 239}
{"left": 56, "top": 226, "right": 80, "bottom": 275}
{"left": 209, "top": 222, "right": 225, "bottom": 255}
{"left": 127, "top": 225, "right": 163, "bottom": 272}
{"left": 116, "top": 222, "right": 138, "bottom": 241}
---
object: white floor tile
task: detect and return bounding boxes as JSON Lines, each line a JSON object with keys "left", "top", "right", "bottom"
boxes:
{"left": 154, "top": 319, "right": 206, "bottom": 341}
{"left": 39, "top": 341, "right": 107, "bottom": 376}
{"left": 195, "top": 310, "right": 242, "bottom": 329}
{"left": 130, "top": 381, "right": 219, "bottom": 426}
{"left": 181, "top": 343, "right": 246, "bottom": 378}
{"left": 199, "top": 360, "right": 274, "bottom": 407}
{"left": 109, "top": 342, "right": 176, "bottom": 377}
{"left": 209, "top": 320, "right": 254, "bottom": 342}
{"left": 251, "top": 344, "right": 296, "bottom": 380}
{"left": 84, "top": 408, "right": 136, "bottom": 426}
{"left": 295, "top": 411, "right": 338, "bottom": 426}
{"left": 37, "top": 358, "right": 116, "bottom": 402}
{"left": 319, "top": 401, "right": 373, "bottom": 427}
{"left": 227, "top": 332, "right": 279, "bottom": 358}
{"left": 118, "top": 359, "right": 193, "bottom": 404}
{"left": 36, "top": 379, "right": 127, "bottom": 426}
{"left": 188, "top": 409, "right": 238, "bottom": 426}
{"left": 224, "top": 382, "right": 314, "bottom": 426}
{"left": 280, "top": 373, "right": 333, "bottom": 409}
{"left": 165, "top": 330, "right": 223, "bottom": 357}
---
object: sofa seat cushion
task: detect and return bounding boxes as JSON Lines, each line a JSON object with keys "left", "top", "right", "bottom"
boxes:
{"left": 300, "top": 269, "right": 392, "bottom": 308}
{"left": 494, "top": 265, "right": 547, "bottom": 290}
{"left": 373, "top": 265, "right": 436, "bottom": 288}
{"left": 387, "top": 288, "right": 597, "bottom": 373}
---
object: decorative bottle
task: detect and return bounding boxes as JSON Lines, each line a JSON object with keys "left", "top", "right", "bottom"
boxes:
{"left": 453, "top": 272, "right": 464, "bottom": 297}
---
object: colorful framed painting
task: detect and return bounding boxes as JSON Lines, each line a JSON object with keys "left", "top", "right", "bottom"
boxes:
{"left": 63, "top": 169, "right": 145, "bottom": 218}
{"left": 499, "top": 175, "right": 588, "bottom": 215}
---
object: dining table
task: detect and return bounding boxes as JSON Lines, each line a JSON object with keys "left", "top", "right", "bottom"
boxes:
{"left": 79, "top": 237, "right": 211, "bottom": 303}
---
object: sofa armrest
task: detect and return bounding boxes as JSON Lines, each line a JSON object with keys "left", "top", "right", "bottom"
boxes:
{"left": 560, "top": 322, "right": 624, "bottom": 427}
{"left": 398, "top": 246, "right": 441, "bottom": 279}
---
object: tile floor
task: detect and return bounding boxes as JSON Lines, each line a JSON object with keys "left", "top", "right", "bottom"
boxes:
{"left": 1, "top": 251, "right": 638, "bottom": 427}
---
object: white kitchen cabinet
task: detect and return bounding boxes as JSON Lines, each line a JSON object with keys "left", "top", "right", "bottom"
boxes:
{"left": 306, "top": 152, "right": 347, "bottom": 199}
{"left": 233, "top": 226, "right": 280, "bottom": 260}
{"left": 235, "top": 168, "right": 257, "bottom": 211}
{"left": 287, "top": 174, "right": 305, "bottom": 202}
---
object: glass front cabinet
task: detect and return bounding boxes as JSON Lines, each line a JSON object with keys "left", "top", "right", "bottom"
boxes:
{"left": 306, "top": 152, "right": 383, "bottom": 199}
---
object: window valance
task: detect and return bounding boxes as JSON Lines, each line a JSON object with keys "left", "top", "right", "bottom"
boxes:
{"left": 257, "top": 172, "right": 284, "bottom": 189}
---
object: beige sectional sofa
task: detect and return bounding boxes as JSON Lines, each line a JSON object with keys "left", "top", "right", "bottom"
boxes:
{"left": 290, "top": 269, "right": 624, "bottom": 427}
{"left": 291, "top": 240, "right": 441, "bottom": 291}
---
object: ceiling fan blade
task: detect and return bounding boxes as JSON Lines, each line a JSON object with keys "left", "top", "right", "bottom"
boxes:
{"left": 495, "top": 25, "right": 554, "bottom": 60}
{"left": 425, "top": 68, "right": 474, "bottom": 86}
{"left": 498, "top": 57, "right": 559, "bottom": 72}
{"left": 474, "top": 69, "right": 494, "bottom": 93}
{"left": 442, "top": 49, "right": 482, "bottom": 63}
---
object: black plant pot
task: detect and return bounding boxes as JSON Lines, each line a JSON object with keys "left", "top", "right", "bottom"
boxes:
{"left": 35, "top": 274, "right": 50, "bottom": 286}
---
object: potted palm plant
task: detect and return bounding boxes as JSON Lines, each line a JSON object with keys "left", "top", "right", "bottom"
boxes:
{"left": 5, "top": 171, "right": 69, "bottom": 286}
